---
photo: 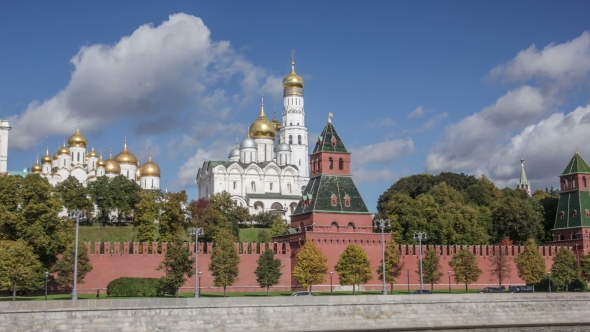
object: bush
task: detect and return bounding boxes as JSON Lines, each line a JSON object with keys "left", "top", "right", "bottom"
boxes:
{"left": 534, "top": 275, "right": 588, "bottom": 292}
{"left": 106, "top": 277, "right": 161, "bottom": 297}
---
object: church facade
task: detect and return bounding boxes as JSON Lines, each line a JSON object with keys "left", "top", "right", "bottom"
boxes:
{"left": 197, "top": 59, "right": 310, "bottom": 219}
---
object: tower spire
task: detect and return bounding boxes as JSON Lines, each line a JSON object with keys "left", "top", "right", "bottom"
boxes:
{"left": 517, "top": 158, "right": 531, "bottom": 196}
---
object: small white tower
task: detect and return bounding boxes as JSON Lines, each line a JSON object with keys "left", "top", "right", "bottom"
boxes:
{"left": 57, "top": 142, "right": 72, "bottom": 170}
{"left": 87, "top": 145, "right": 99, "bottom": 172}
{"left": 275, "top": 139, "right": 292, "bottom": 166}
{"left": 41, "top": 144, "right": 52, "bottom": 174}
{"left": 240, "top": 127, "right": 257, "bottom": 164}
{"left": 68, "top": 126, "right": 88, "bottom": 167}
{"left": 0, "top": 119, "right": 10, "bottom": 173}
{"left": 140, "top": 154, "right": 160, "bottom": 190}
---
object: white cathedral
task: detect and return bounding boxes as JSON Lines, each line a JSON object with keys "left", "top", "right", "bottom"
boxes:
{"left": 197, "top": 59, "right": 310, "bottom": 219}
{"left": 28, "top": 128, "right": 161, "bottom": 190}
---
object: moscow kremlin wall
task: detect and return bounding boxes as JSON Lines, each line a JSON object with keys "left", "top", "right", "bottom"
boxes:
{"left": 75, "top": 120, "right": 583, "bottom": 294}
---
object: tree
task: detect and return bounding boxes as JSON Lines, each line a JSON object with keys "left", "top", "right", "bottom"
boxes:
{"left": 449, "top": 248, "right": 482, "bottom": 292}
{"left": 252, "top": 211, "right": 275, "bottom": 228}
{"left": 489, "top": 245, "right": 511, "bottom": 287}
{"left": 377, "top": 239, "right": 404, "bottom": 293}
{"left": 210, "top": 191, "right": 239, "bottom": 237}
{"left": 334, "top": 244, "right": 373, "bottom": 295}
{"left": 0, "top": 240, "right": 43, "bottom": 300}
{"left": 514, "top": 238, "right": 546, "bottom": 285}
{"left": 208, "top": 228, "right": 240, "bottom": 297}
{"left": 254, "top": 249, "right": 283, "bottom": 296}
{"left": 491, "top": 195, "right": 544, "bottom": 244}
{"left": 159, "top": 191, "right": 189, "bottom": 242}
{"left": 52, "top": 241, "right": 93, "bottom": 289}
{"left": 133, "top": 191, "right": 160, "bottom": 244}
{"left": 551, "top": 248, "right": 579, "bottom": 291}
{"left": 257, "top": 230, "right": 272, "bottom": 243}
{"left": 157, "top": 241, "right": 195, "bottom": 297}
{"left": 270, "top": 215, "right": 288, "bottom": 237}
{"left": 421, "top": 249, "right": 443, "bottom": 291}
{"left": 580, "top": 252, "right": 590, "bottom": 284}
{"left": 293, "top": 240, "right": 328, "bottom": 292}
{"left": 109, "top": 175, "right": 142, "bottom": 223}
{"left": 54, "top": 176, "right": 93, "bottom": 214}
{"left": 87, "top": 176, "right": 114, "bottom": 225}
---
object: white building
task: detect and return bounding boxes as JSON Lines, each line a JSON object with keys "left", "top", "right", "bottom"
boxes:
{"left": 197, "top": 58, "right": 310, "bottom": 219}
{"left": 0, "top": 119, "right": 10, "bottom": 173}
{"left": 30, "top": 127, "right": 161, "bottom": 190}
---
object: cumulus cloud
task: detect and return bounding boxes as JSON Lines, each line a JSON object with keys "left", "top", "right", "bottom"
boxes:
{"left": 8, "top": 13, "right": 281, "bottom": 150}
{"left": 407, "top": 106, "right": 426, "bottom": 119}
{"left": 351, "top": 139, "right": 414, "bottom": 165}
{"left": 426, "top": 31, "right": 590, "bottom": 190}
{"left": 367, "top": 117, "right": 395, "bottom": 128}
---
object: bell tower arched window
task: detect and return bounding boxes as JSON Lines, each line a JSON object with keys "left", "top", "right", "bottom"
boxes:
{"left": 289, "top": 135, "right": 293, "bottom": 144}
{"left": 328, "top": 157, "right": 333, "bottom": 169}
{"left": 298, "top": 135, "right": 301, "bottom": 144}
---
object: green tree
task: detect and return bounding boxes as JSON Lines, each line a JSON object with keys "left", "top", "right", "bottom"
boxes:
{"left": 270, "top": 214, "right": 288, "bottom": 237}
{"left": 87, "top": 176, "right": 114, "bottom": 225}
{"left": 159, "top": 191, "right": 189, "bottom": 242}
{"left": 210, "top": 191, "right": 239, "bottom": 237}
{"left": 52, "top": 241, "right": 93, "bottom": 289}
{"left": 293, "top": 240, "right": 328, "bottom": 292}
{"left": 157, "top": 241, "right": 195, "bottom": 297}
{"left": 491, "top": 195, "right": 544, "bottom": 244}
{"left": 0, "top": 240, "right": 43, "bottom": 300}
{"left": 551, "top": 248, "right": 579, "bottom": 291}
{"left": 54, "top": 176, "right": 93, "bottom": 214}
{"left": 377, "top": 239, "right": 404, "bottom": 293}
{"left": 449, "top": 248, "right": 482, "bottom": 292}
{"left": 109, "top": 175, "right": 141, "bottom": 223}
{"left": 254, "top": 249, "right": 283, "bottom": 296}
{"left": 335, "top": 244, "right": 373, "bottom": 294}
{"left": 209, "top": 228, "right": 240, "bottom": 297}
{"left": 421, "top": 248, "right": 443, "bottom": 291}
{"left": 252, "top": 211, "right": 275, "bottom": 228}
{"left": 257, "top": 229, "right": 272, "bottom": 243}
{"left": 580, "top": 252, "right": 590, "bottom": 284}
{"left": 133, "top": 191, "right": 160, "bottom": 244}
{"left": 489, "top": 245, "right": 511, "bottom": 287}
{"left": 514, "top": 238, "right": 546, "bottom": 285}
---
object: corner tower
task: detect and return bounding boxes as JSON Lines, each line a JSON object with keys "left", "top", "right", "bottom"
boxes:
{"left": 281, "top": 52, "right": 309, "bottom": 187}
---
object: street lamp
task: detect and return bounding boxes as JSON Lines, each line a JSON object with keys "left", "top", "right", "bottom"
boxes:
{"left": 448, "top": 270, "right": 451, "bottom": 293}
{"left": 190, "top": 227, "right": 204, "bottom": 298}
{"left": 374, "top": 218, "right": 389, "bottom": 295}
{"left": 413, "top": 232, "right": 427, "bottom": 290}
{"left": 548, "top": 272, "right": 552, "bottom": 293}
{"left": 44, "top": 271, "right": 49, "bottom": 301}
{"left": 69, "top": 209, "right": 85, "bottom": 300}
{"left": 330, "top": 271, "right": 333, "bottom": 295}
{"left": 198, "top": 271, "right": 202, "bottom": 297}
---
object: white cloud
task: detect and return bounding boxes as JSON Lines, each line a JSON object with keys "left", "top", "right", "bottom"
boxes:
{"left": 352, "top": 167, "right": 399, "bottom": 184}
{"left": 367, "top": 117, "right": 395, "bottom": 128}
{"left": 351, "top": 138, "right": 414, "bottom": 165}
{"left": 417, "top": 112, "right": 448, "bottom": 132}
{"left": 407, "top": 106, "right": 426, "bottom": 119}
{"left": 175, "top": 146, "right": 227, "bottom": 187}
{"left": 8, "top": 13, "right": 281, "bottom": 150}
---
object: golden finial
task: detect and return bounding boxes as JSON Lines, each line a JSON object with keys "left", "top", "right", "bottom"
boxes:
{"left": 576, "top": 147, "right": 580, "bottom": 154}
{"left": 328, "top": 112, "right": 333, "bottom": 123}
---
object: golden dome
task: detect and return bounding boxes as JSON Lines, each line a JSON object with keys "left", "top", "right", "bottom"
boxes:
{"left": 249, "top": 102, "right": 275, "bottom": 139}
{"left": 68, "top": 127, "right": 88, "bottom": 148}
{"left": 141, "top": 155, "right": 160, "bottom": 177}
{"left": 96, "top": 155, "right": 106, "bottom": 168}
{"left": 41, "top": 146, "right": 52, "bottom": 164}
{"left": 136, "top": 164, "right": 141, "bottom": 180}
{"left": 87, "top": 146, "right": 98, "bottom": 158}
{"left": 105, "top": 152, "right": 121, "bottom": 175}
{"left": 114, "top": 141, "right": 137, "bottom": 165}
{"left": 58, "top": 144, "right": 70, "bottom": 156}
{"left": 282, "top": 61, "right": 304, "bottom": 89}
{"left": 31, "top": 155, "right": 42, "bottom": 174}
{"left": 271, "top": 112, "right": 282, "bottom": 131}
{"left": 52, "top": 152, "right": 58, "bottom": 160}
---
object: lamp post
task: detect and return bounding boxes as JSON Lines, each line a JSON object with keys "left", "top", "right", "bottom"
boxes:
{"left": 548, "top": 272, "right": 552, "bottom": 293}
{"left": 198, "top": 271, "right": 202, "bottom": 297}
{"left": 69, "top": 209, "right": 84, "bottom": 300}
{"left": 44, "top": 271, "right": 49, "bottom": 301}
{"left": 448, "top": 270, "right": 451, "bottom": 293}
{"left": 374, "top": 218, "right": 389, "bottom": 295}
{"left": 413, "top": 232, "right": 427, "bottom": 290}
{"left": 190, "top": 227, "right": 204, "bottom": 298}
{"left": 330, "top": 271, "right": 333, "bottom": 295}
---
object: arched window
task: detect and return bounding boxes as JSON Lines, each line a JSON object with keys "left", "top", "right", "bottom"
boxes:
{"left": 584, "top": 177, "right": 587, "bottom": 188}
{"left": 271, "top": 202, "right": 283, "bottom": 210}
{"left": 233, "top": 182, "right": 236, "bottom": 190}
{"left": 151, "top": 179, "right": 154, "bottom": 188}
{"left": 298, "top": 135, "right": 301, "bottom": 144}
{"left": 339, "top": 158, "right": 344, "bottom": 170}
{"left": 572, "top": 178, "right": 576, "bottom": 188}
{"left": 270, "top": 183, "right": 273, "bottom": 191}
{"left": 331, "top": 194, "right": 337, "bottom": 206}
{"left": 77, "top": 152, "right": 80, "bottom": 162}
{"left": 299, "top": 159, "right": 301, "bottom": 166}
{"left": 344, "top": 195, "right": 351, "bottom": 207}
{"left": 331, "top": 137, "right": 337, "bottom": 147}
{"left": 289, "top": 135, "right": 293, "bottom": 144}
{"left": 64, "top": 160, "right": 66, "bottom": 167}
{"left": 573, "top": 210, "right": 578, "bottom": 218}
{"left": 560, "top": 211, "right": 565, "bottom": 219}
{"left": 328, "top": 157, "right": 333, "bottom": 169}
{"left": 251, "top": 181, "right": 256, "bottom": 192}
{"left": 287, "top": 183, "right": 292, "bottom": 193}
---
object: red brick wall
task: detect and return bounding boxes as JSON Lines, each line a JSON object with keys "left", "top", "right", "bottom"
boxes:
{"left": 79, "top": 239, "right": 559, "bottom": 294}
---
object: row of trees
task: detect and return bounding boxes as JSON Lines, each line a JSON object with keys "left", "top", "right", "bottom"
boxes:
{"left": 376, "top": 172, "right": 558, "bottom": 245}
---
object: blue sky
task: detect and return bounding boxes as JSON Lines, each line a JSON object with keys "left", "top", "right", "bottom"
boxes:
{"left": 1, "top": 1, "right": 590, "bottom": 210}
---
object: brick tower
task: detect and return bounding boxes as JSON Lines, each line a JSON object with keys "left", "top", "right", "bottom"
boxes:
{"left": 548, "top": 150, "right": 590, "bottom": 256}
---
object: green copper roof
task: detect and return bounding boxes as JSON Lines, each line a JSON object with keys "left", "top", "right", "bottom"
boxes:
{"left": 553, "top": 190, "right": 590, "bottom": 229}
{"left": 311, "top": 121, "right": 348, "bottom": 154}
{"left": 561, "top": 152, "right": 590, "bottom": 175}
{"left": 292, "top": 175, "right": 370, "bottom": 215}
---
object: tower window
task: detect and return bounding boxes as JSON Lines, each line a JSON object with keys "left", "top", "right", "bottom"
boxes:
{"left": 328, "top": 157, "right": 333, "bottom": 169}
{"left": 344, "top": 195, "right": 351, "bottom": 207}
{"left": 331, "top": 137, "right": 337, "bottom": 147}
{"left": 331, "top": 194, "right": 337, "bottom": 207}
{"left": 289, "top": 135, "right": 293, "bottom": 144}
{"left": 251, "top": 181, "right": 256, "bottom": 192}
{"left": 298, "top": 135, "right": 301, "bottom": 144}
{"left": 288, "top": 183, "right": 292, "bottom": 193}
{"left": 586, "top": 210, "right": 589, "bottom": 218}
{"left": 233, "top": 182, "right": 236, "bottom": 190}
{"left": 573, "top": 210, "right": 578, "bottom": 218}
{"left": 584, "top": 177, "right": 587, "bottom": 188}
{"left": 339, "top": 158, "right": 344, "bottom": 170}
{"left": 560, "top": 212, "right": 565, "bottom": 219}
{"left": 77, "top": 152, "right": 80, "bottom": 162}
{"left": 299, "top": 159, "right": 301, "bottom": 166}
{"left": 270, "top": 183, "right": 273, "bottom": 191}
{"left": 297, "top": 122, "right": 300, "bottom": 126}
{"left": 290, "top": 122, "right": 292, "bottom": 126}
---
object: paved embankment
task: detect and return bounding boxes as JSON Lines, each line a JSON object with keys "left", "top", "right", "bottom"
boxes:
{"left": 0, "top": 293, "right": 589, "bottom": 331}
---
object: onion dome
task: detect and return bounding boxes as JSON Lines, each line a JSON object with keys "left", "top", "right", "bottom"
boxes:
{"left": 283, "top": 61, "right": 304, "bottom": 89}
{"left": 240, "top": 135, "right": 256, "bottom": 149}
{"left": 52, "top": 152, "right": 58, "bottom": 160}
{"left": 96, "top": 153, "right": 106, "bottom": 168}
{"left": 31, "top": 154, "right": 42, "bottom": 174}
{"left": 41, "top": 145, "right": 52, "bottom": 164}
{"left": 67, "top": 127, "right": 88, "bottom": 148}
{"left": 141, "top": 155, "right": 160, "bottom": 177}
{"left": 114, "top": 140, "right": 137, "bottom": 165}
{"left": 58, "top": 143, "right": 70, "bottom": 156}
{"left": 229, "top": 137, "right": 240, "bottom": 159}
{"left": 87, "top": 146, "right": 98, "bottom": 158}
{"left": 105, "top": 149, "right": 121, "bottom": 174}
{"left": 276, "top": 142, "right": 291, "bottom": 152}
{"left": 248, "top": 100, "right": 275, "bottom": 139}
{"left": 271, "top": 112, "right": 282, "bottom": 131}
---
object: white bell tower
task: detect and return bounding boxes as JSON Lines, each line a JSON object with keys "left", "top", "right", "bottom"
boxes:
{"left": 0, "top": 119, "right": 10, "bottom": 173}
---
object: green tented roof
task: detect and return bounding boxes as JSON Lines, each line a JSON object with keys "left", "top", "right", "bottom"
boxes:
{"left": 553, "top": 190, "right": 590, "bottom": 229}
{"left": 311, "top": 121, "right": 349, "bottom": 154}
{"left": 292, "top": 175, "right": 370, "bottom": 215}
{"left": 562, "top": 152, "right": 590, "bottom": 175}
